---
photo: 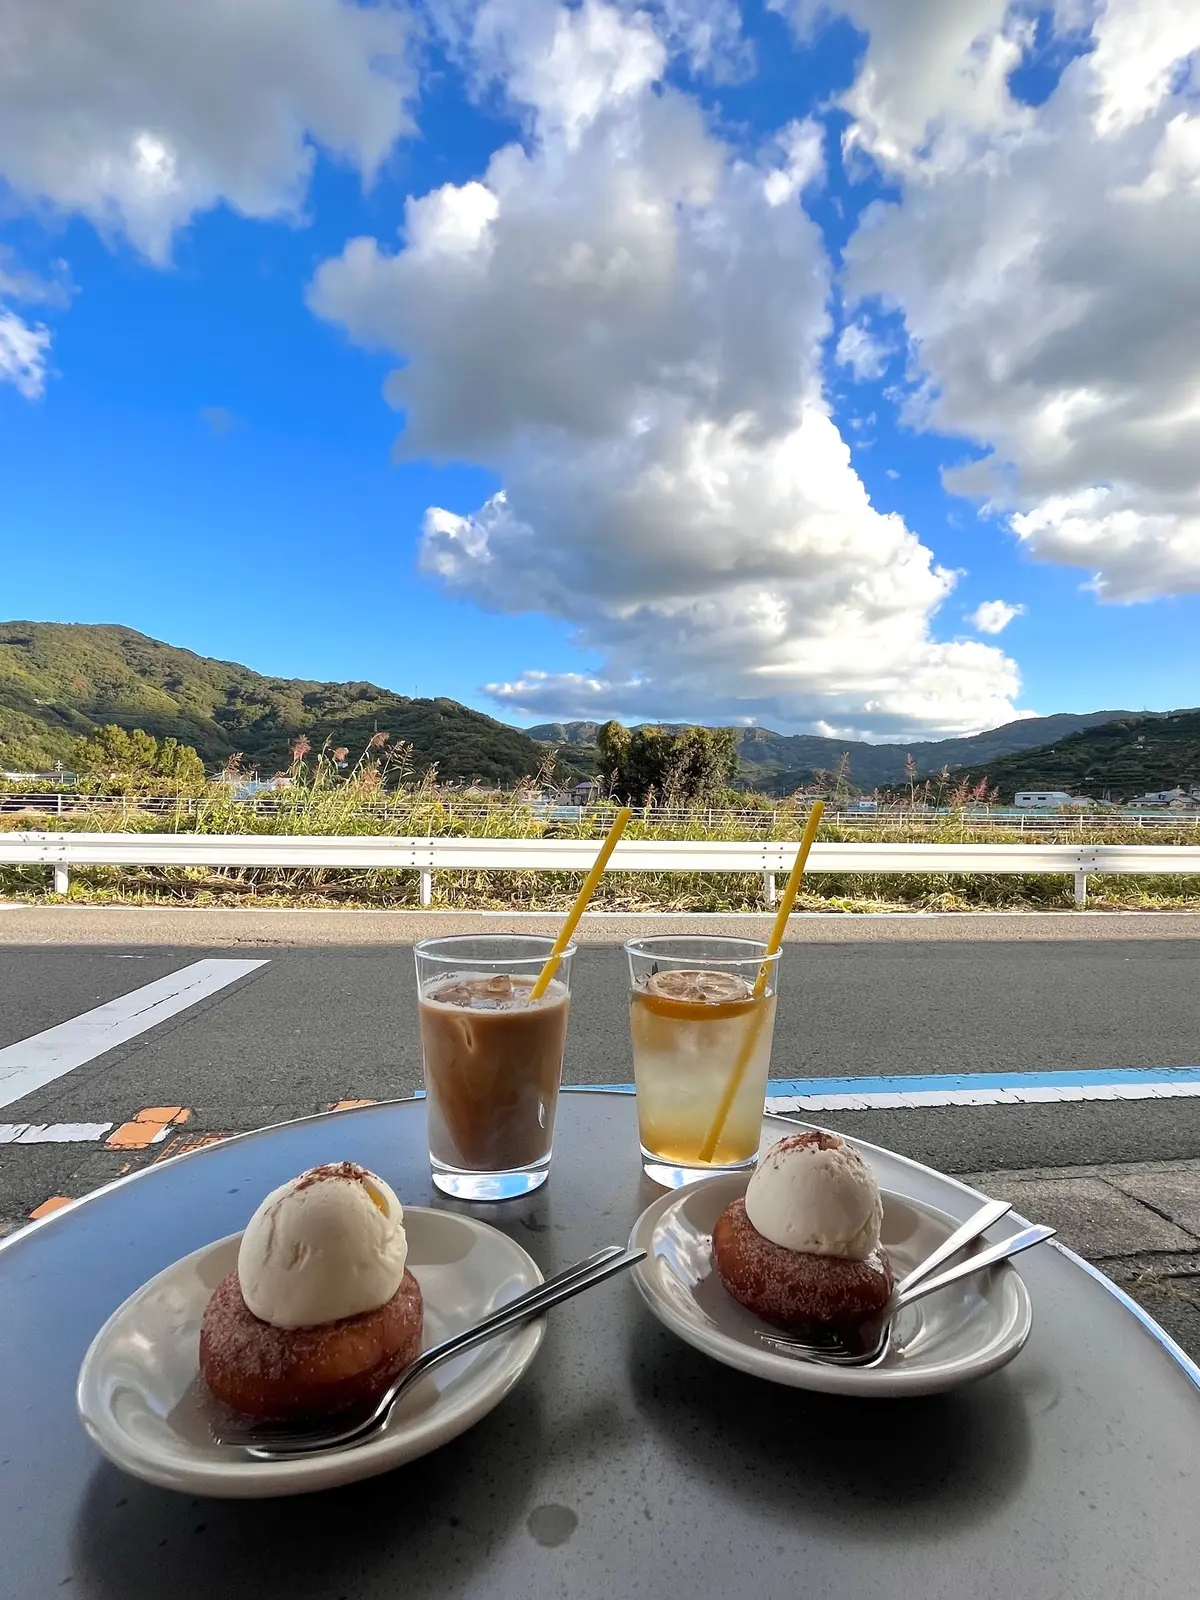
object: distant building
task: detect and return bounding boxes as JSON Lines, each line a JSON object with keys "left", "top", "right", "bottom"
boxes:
{"left": 1, "top": 770, "right": 79, "bottom": 785}
{"left": 1014, "top": 790, "right": 1076, "bottom": 809}
{"left": 232, "top": 776, "right": 291, "bottom": 802}
{"left": 1133, "top": 787, "right": 1189, "bottom": 807}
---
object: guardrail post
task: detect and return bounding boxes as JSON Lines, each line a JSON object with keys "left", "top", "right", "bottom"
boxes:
{"left": 763, "top": 871, "right": 776, "bottom": 908}
{"left": 53, "top": 864, "right": 69, "bottom": 896}
{"left": 1074, "top": 870, "right": 1088, "bottom": 907}
{"left": 420, "top": 870, "right": 433, "bottom": 907}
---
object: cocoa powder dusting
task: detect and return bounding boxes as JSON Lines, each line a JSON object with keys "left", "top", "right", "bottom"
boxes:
{"left": 292, "top": 1161, "right": 370, "bottom": 1193}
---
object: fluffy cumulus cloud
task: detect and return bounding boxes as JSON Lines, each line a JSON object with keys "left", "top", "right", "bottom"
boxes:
{"left": 969, "top": 599, "right": 1025, "bottom": 634}
{"left": 0, "top": 0, "right": 413, "bottom": 263}
{"left": 830, "top": 0, "right": 1200, "bottom": 601}
{"left": 312, "top": 0, "right": 1021, "bottom": 737}
{"left": 779, "top": 0, "right": 1031, "bottom": 174}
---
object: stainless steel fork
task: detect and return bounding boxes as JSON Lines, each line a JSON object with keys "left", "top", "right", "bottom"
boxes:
{"left": 214, "top": 1243, "right": 645, "bottom": 1459}
{"left": 756, "top": 1220, "right": 1055, "bottom": 1368}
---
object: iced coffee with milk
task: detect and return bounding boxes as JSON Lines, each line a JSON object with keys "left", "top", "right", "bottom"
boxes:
{"left": 414, "top": 937, "right": 574, "bottom": 1200}
{"left": 625, "top": 937, "right": 781, "bottom": 1186}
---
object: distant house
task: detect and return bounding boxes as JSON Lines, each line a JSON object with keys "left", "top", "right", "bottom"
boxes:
{"left": 1014, "top": 790, "right": 1076, "bottom": 809}
{"left": 232, "top": 776, "right": 292, "bottom": 802}
{"left": 1, "top": 770, "right": 79, "bottom": 786}
{"left": 1133, "top": 787, "right": 1189, "bottom": 807}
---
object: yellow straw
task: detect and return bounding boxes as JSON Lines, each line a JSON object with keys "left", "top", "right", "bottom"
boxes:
{"left": 696, "top": 800, "right": 825, "bottom": 1163}
{"left": 529, "top": 806, "right": 632, "bottom": 1000}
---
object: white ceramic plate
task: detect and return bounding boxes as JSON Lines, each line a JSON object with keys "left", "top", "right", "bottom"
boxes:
{"left": 629, "top": 1173, "right": 1032, "bottom": 1397}
{"left": 77, "top": 1207, "right": 545, "bottom": 1497}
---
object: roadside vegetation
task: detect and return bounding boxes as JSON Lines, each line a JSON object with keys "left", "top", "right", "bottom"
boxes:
{"left": 3, "top": 735, "right": 1198, "bottom": 913}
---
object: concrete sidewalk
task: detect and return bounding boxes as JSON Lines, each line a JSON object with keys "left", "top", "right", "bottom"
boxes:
{"left": 4, "top": 905, "right": 1200, "bottom": 945}
{"left": 962, "top": 1156, "right": 1200, "bottom": 1360}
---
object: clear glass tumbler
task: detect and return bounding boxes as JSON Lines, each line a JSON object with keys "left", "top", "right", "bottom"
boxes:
{"left": 415, "top": 934, "right": 575, "bottom": 1200}
{"left": 625, "top": 935, "right": 781, "bottom": 1188}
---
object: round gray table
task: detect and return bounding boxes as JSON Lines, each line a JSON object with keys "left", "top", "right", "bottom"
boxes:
{"left": 2, "top": 1090, "right": 1199, "bottom": 1599}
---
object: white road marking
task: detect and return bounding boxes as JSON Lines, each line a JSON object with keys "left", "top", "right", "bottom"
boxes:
{"left": 596, "top": 1069, "right": 1200, "bottom": 1111}
{"left": 0, "top": 959, "right": 267, "bottom": 1111}
{"left": 760, "top": 1066, "right": 1200, "bottom": 1111}
{"left": 766, "top": 1080, "right": 1200, "bottom": 1112}
{"left": 0, "top": 1122, "right": 113, "bottom": 1144}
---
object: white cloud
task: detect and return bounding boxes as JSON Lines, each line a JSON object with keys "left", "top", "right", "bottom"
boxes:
{"left": 313, "top": 0, "right": 1021, "bottom": 737}
{"left": 969, "top": 598, "right": 1025, "bottom": 633}
{"left": 469, "top": 0, "right": 666, "bottom": 148}
{"left": 836, "top": 0, "right": 1200, "bottom": 601}
{"left": 0, "top": 248, "right": 72, "bottom": 309}
{"left": 1089, "top": 0, "right": 1199, "bottom": 137}
{"left": 0, "top": 246, "right": 66, "bottom": 400}
{"left": 0, "top": 0, "right": 414, "bottom": 262}
{"left": 763, "top": 118, "right": 825, "bottom": 206}
{"left": 0, "top": 307, "right": 51, "bottom": 400}
{"left": 777, "top": 0, "right": 1032, "bottom": 175}
{"left": 835, "top": 319, "right": 888, "bottom": 380}
{"left": 652, "top": 0, "right": 755, "bottom": 81}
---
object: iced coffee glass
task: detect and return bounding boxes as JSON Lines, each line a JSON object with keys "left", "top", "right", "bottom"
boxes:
{"left": 415, "top": 935, "right": 574, "bottom": 1201}
{"left": 625, "top": 935, "right": 781, "bottom": 1188}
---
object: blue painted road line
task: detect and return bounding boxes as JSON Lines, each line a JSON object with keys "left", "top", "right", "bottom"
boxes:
{"left": 585, "top": 1067, "right": 1200, "bottom": 1111}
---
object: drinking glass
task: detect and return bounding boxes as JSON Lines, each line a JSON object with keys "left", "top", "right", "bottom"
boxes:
{"left": 414, "top": 934, "right": 575, "bottom": 1200}
{"left": 624, "top": 935, "right": 781, "bottom": 1188}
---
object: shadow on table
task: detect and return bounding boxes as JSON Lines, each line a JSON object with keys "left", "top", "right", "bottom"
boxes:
{"left": 70, "top": 1382, "right": 551, "bottom": 1600}
{"left": 627, "top": 1314, "right": 1033, "bottom": 1542}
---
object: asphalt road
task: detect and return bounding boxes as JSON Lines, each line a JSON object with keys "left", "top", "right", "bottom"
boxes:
{"left": 1, "top": 935, "right": 1198, "bottom": 1230}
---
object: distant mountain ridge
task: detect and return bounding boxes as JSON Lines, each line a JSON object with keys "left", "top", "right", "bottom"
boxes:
{"left": 526, "top": 712, "right": 1144, "bottom": 791}
{"left": 941, "top": 710, "right": 1200, "bottom": 802}
{"left": 2, "top": 621, "right": 1182, "bottom": 798}
{"left": 0, "top": 622, "right": 567, "bottom": 786}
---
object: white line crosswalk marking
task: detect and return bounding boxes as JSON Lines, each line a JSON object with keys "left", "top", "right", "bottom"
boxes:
{"left": 0, "top": 959, "right": 267, "bottom": 1111}
{"left": 0, "top": 1123, "right": 113, "bottom": 1144}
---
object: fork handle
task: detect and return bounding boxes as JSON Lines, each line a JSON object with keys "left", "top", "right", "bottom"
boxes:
{"left": 893, "top": 1198, "right": 1013, "bottom": 1297}
{"left": 403, "top": 1245, "right": 645, "bottom": 1386}
{"left": 892, "top": 1223, "right": 1056, "bottom": 1311}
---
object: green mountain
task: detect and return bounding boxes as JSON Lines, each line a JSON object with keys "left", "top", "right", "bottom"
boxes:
{"left": 527, "top": 712, "right": 1140, "bottom": 793}
{"left": 4, "top": 621, "right": 1181, "bottom": 799}
{"left": 0, "top": 622, "right": 563, "bottom": 786}
{"left": 942, "top": 710, "right": 1200, "bottom": 803}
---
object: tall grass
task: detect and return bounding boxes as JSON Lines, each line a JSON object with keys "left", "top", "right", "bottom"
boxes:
{"left": 3, "top": 742, "right": 1199, "bottom": 911}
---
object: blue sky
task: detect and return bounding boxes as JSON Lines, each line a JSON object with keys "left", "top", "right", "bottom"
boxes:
{"left": 2, "top": 1, "right": 1198, "bottom": 738}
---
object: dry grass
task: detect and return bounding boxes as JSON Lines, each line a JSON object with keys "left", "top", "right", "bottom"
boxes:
{"left": 3, "top": 755, "right": 1199, "bottom": 912}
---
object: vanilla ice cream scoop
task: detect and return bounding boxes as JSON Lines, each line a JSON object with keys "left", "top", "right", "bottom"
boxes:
{"left": 745, "top": 1132, "right": 883, "bottom": 1260}
{"left": 237, "top": 1162, "right": 408, "bottom": 1328}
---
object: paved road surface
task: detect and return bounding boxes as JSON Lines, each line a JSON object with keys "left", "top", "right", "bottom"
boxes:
{"left": 2, "top": 915, "right": 1198, "bottom": 1355}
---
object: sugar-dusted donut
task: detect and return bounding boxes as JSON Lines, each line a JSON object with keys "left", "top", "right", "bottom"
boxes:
{"left": 199, "top": 1268, "right": 423, "bottom": 1419}
{"left": 712, "top": 1198, "right": 892, "bottom": 1330}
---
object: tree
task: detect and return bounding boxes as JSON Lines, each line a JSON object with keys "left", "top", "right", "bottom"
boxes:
{"left": 153, "top": 737, "right": 206, "bottom": 788}
{"left": 71, "top": 725, "right": 206, "bottom": 789}
{"left": 596, "top": 720, "right": 631, "bottom": 789}
{"left": 598, "top": 722, "right": 737, "bottom": 805}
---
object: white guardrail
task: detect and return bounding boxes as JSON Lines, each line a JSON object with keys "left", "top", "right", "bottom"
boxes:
{"left": 4, "top": 794, "right": 1200, "bottom": 830}
{"left": 4, "top": 832, "right": 1200, "bottom": 906}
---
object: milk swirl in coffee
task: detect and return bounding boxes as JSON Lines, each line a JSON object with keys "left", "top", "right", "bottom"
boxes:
{"left": 417, "top": 974, "right": 571, "bottom": 1173}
